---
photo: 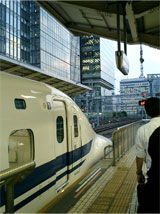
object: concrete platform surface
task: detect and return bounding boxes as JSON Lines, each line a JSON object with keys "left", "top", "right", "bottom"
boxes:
{"left": 68, "top": 147, "right": 138, "bottom": 213}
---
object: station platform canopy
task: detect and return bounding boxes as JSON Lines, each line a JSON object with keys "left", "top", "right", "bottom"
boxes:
{"left": 0, "top": 55, "right": 90, "bottom": 97}
{"left": 36, "top": 1, "right": 160, "bottom": 49}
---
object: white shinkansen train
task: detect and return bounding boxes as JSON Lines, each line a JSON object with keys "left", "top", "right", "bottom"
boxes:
{"left": 0, "top": 72, "right": 112, "bottom": 213}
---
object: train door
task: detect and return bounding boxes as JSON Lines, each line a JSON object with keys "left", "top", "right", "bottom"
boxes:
{"left": 71, "top": 107, "right": 82, "bottom": 174}
{"left": 52, "top": 100, "right": 68, "bottom": 192}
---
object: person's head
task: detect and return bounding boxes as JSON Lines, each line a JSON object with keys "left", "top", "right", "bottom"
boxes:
{"left": 144, "top": 97, "right": 160, "bottom": 118}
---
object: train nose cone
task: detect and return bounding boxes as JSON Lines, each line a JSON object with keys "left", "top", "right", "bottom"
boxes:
{"left": 96, "top": 134, "right": 112, "bottom": 148}
{"left": 93, "top": 134, "right": 112, "bottom": 162}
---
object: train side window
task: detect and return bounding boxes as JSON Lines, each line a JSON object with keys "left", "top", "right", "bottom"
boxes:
{"left": 8, "top": 129, "right": 34, "bottom": 168}
{"left": 73, "top": 115, "right": 78, "bottom": 137}
{"left": 14, "top": 99, "right": 26, "bottom": 109}
{"left": 56, "top": 116, "right": 64, "bottom": 143}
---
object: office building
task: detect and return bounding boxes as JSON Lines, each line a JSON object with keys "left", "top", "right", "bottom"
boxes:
{"left": 0, "top": 0, "right": 82, "bottom": 91}
{"left": 120, "top": 74, "right": 160, "bottom": 117}
{"left": 147, "top": 74, "right": 160, "bottom": 98}
{"left": 75, "top": 35, "right": 115, "bottom": 115}
{"left": 120, "top": 77, "right": 149, "bottom": 117}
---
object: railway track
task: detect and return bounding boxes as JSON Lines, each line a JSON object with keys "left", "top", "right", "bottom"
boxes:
{"left": 94, "top": 119, "right": 139, "bottom": 138}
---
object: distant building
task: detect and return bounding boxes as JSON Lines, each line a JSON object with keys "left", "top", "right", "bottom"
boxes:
{"left": 120, "top": 74, "right": 160, "bottom": 117}
{"left": 75, "top": 35, "right": 115, "bottom": 115}
{"left": 112, "top": 94, "right": 121, "bottom": 114}
{"left": 120, "top": 78, "right": 150, "bottom": 116}
{"left": 147, "top": 74, "right": 160, "bottom": 98}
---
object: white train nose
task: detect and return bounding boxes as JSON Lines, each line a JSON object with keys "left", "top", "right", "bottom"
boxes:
{"left": 92, "top": 134, "right": 112, "bottom": 163}
{"left": 96, "top": 134, "right": 112, "bottom": 148}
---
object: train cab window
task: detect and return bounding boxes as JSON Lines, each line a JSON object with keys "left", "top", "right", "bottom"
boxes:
{"left": 73, "top": 115, "right": 78, "bottom": 137}
{"left": 56, "top": 116, "right": 64, "bottom": 143}
{"left": 8, "top": 129, "right": 34, "bottom": 168}
{"left": 14, "top": 99, "right": 26, "bottom": 109}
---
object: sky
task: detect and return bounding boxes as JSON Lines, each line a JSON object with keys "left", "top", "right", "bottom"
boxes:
{"left": 114, "top": 44, "right": 160, "bottom": 94}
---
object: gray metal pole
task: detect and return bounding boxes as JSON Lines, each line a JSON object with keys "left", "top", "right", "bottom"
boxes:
{"left": 122, "top": 3, "right": 127, "bottom": 55}
{"left": 117, "top": 3, "right": 121, "bottom": 69}
{"left": 117, "top": 3, "right": 121, "bottom": 53}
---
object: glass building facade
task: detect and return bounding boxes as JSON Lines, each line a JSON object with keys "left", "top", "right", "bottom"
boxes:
{"left": 0, "top": 0, "right": 31, "bottom": 63}
{"left": 75, "top": 35, "right": 115, "bottom": 114}
{"left": 100, "top": 38, "right": 115, "bottom": 89}
{"left": 0, "top": 0, "right": 80, "bottom": 83}
{"left": 40, "top": 8, "right": 80, "bottom": 81}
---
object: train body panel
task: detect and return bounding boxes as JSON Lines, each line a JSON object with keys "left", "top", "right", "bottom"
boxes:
{"left": 0, "top": 72, "right": 112, "bottom": 213}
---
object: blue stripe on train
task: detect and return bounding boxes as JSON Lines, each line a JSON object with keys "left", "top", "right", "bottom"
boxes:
{"left": 14, "top": 161, "right": 84, "bottom": 212}
{"left": 0, "top": 139, "right": 92, "bottom": 209}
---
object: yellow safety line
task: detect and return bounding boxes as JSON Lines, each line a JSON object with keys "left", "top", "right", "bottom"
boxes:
{"left": 86, "top": 161, "right": 137, "bottom": 213}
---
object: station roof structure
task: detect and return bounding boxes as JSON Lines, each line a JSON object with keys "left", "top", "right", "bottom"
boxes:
{"left": 36, "top": 1, "right": 160, "bottom": 49}
{"left": 0, "top": 55, "right": 90, "bottom": 97}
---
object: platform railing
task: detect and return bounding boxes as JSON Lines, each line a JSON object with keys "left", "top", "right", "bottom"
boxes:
{"left": 0, "top": 161, "right": 36, "bottom": 213}
{"left": 104, "top": 145, "right": 113, "bottom": 160}
{"left": 112, "top": 120, "right": 148, "bottom": 166}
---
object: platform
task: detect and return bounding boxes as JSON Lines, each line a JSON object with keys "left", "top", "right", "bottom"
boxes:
{"left": 43, "top": 146, "right": 138, "bottom": 213}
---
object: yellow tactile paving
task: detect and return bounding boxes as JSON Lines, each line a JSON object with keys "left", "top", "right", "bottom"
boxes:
{"left": 86, "top": 159, "right": 137, "bottom": 213}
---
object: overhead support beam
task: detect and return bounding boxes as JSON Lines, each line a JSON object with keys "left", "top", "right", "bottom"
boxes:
{"left": 68, "top": 89, "right": 87, "bottom": 96}
{"left": 68, "top": 25, "right": 119, "bottom": 41}
{"left": 63, "top": 87, "right": 78, "bottom": 94}
{"left": 135, "top": 5, "right": 160, "bottom": 19}
{"left": 36, "top": 1, "right": 67, "bottom": 25}
{"left": 145, "top": 26, "right": 160, "bottom": 33}
{"left": 56, "top": 85, "right": 74, "bottom": 91}
{"left": 3, "top": 66, "right": 21, "bottom": 73}
{"left": 101, "top": 14, "right": 111, "bottom": 31}
{"left": 52, "top": 82, "right": 67, "bottom": 87}
{"left": 24, "top": 72, "right": 41, "bottom": 78}
{"left": 55, "top": 4, "right": 75, "bottom": 25}
{"left": 125, "top": 2, "right": 138, "bottom": 42}
{"left": 80, "top": 9, "right": 93, "bottom": 28}
{"left": 138, "top": 33, "right": 160, "bottom": 49}
{"left": 41, "top": 77, "right": 56, "bottom": 83}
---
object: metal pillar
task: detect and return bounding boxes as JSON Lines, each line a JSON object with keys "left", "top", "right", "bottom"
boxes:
{"left": 122, "top": 3, "right": 127, "bottom": 55}
{"left": 117, "top": 3, "right": 121, "bottom": 59}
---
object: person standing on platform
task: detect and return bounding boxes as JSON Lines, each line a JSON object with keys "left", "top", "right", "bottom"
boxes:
{"left": 134, "top": 97, "right": 160, "bottom": 213}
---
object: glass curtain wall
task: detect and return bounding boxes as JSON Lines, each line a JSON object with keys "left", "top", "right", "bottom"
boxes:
{"left": 0, "top": 0, "right": 40, "bottom": 66}
{"left": 0, "top": 0, "right": 21, "bottom": 60}
{"left": 0, "top": 0, "right": 80, "bottom": 83}
{"left": 81, "top": 35, "right": 100, "bottom": 80}
{"left": 40, "top": 8, "right": 80, "bottom": 82}
{"left": 0, "top": 1, "right": 6, "bottom": 55}
{"left": 20, "top": 1, "right": 32, "bottom": 64}
{"left": 100, "top": 38, "right": 115, "bottom": 91}
{"left": 30, "top": 1, "right": 40, "bottom": 67}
